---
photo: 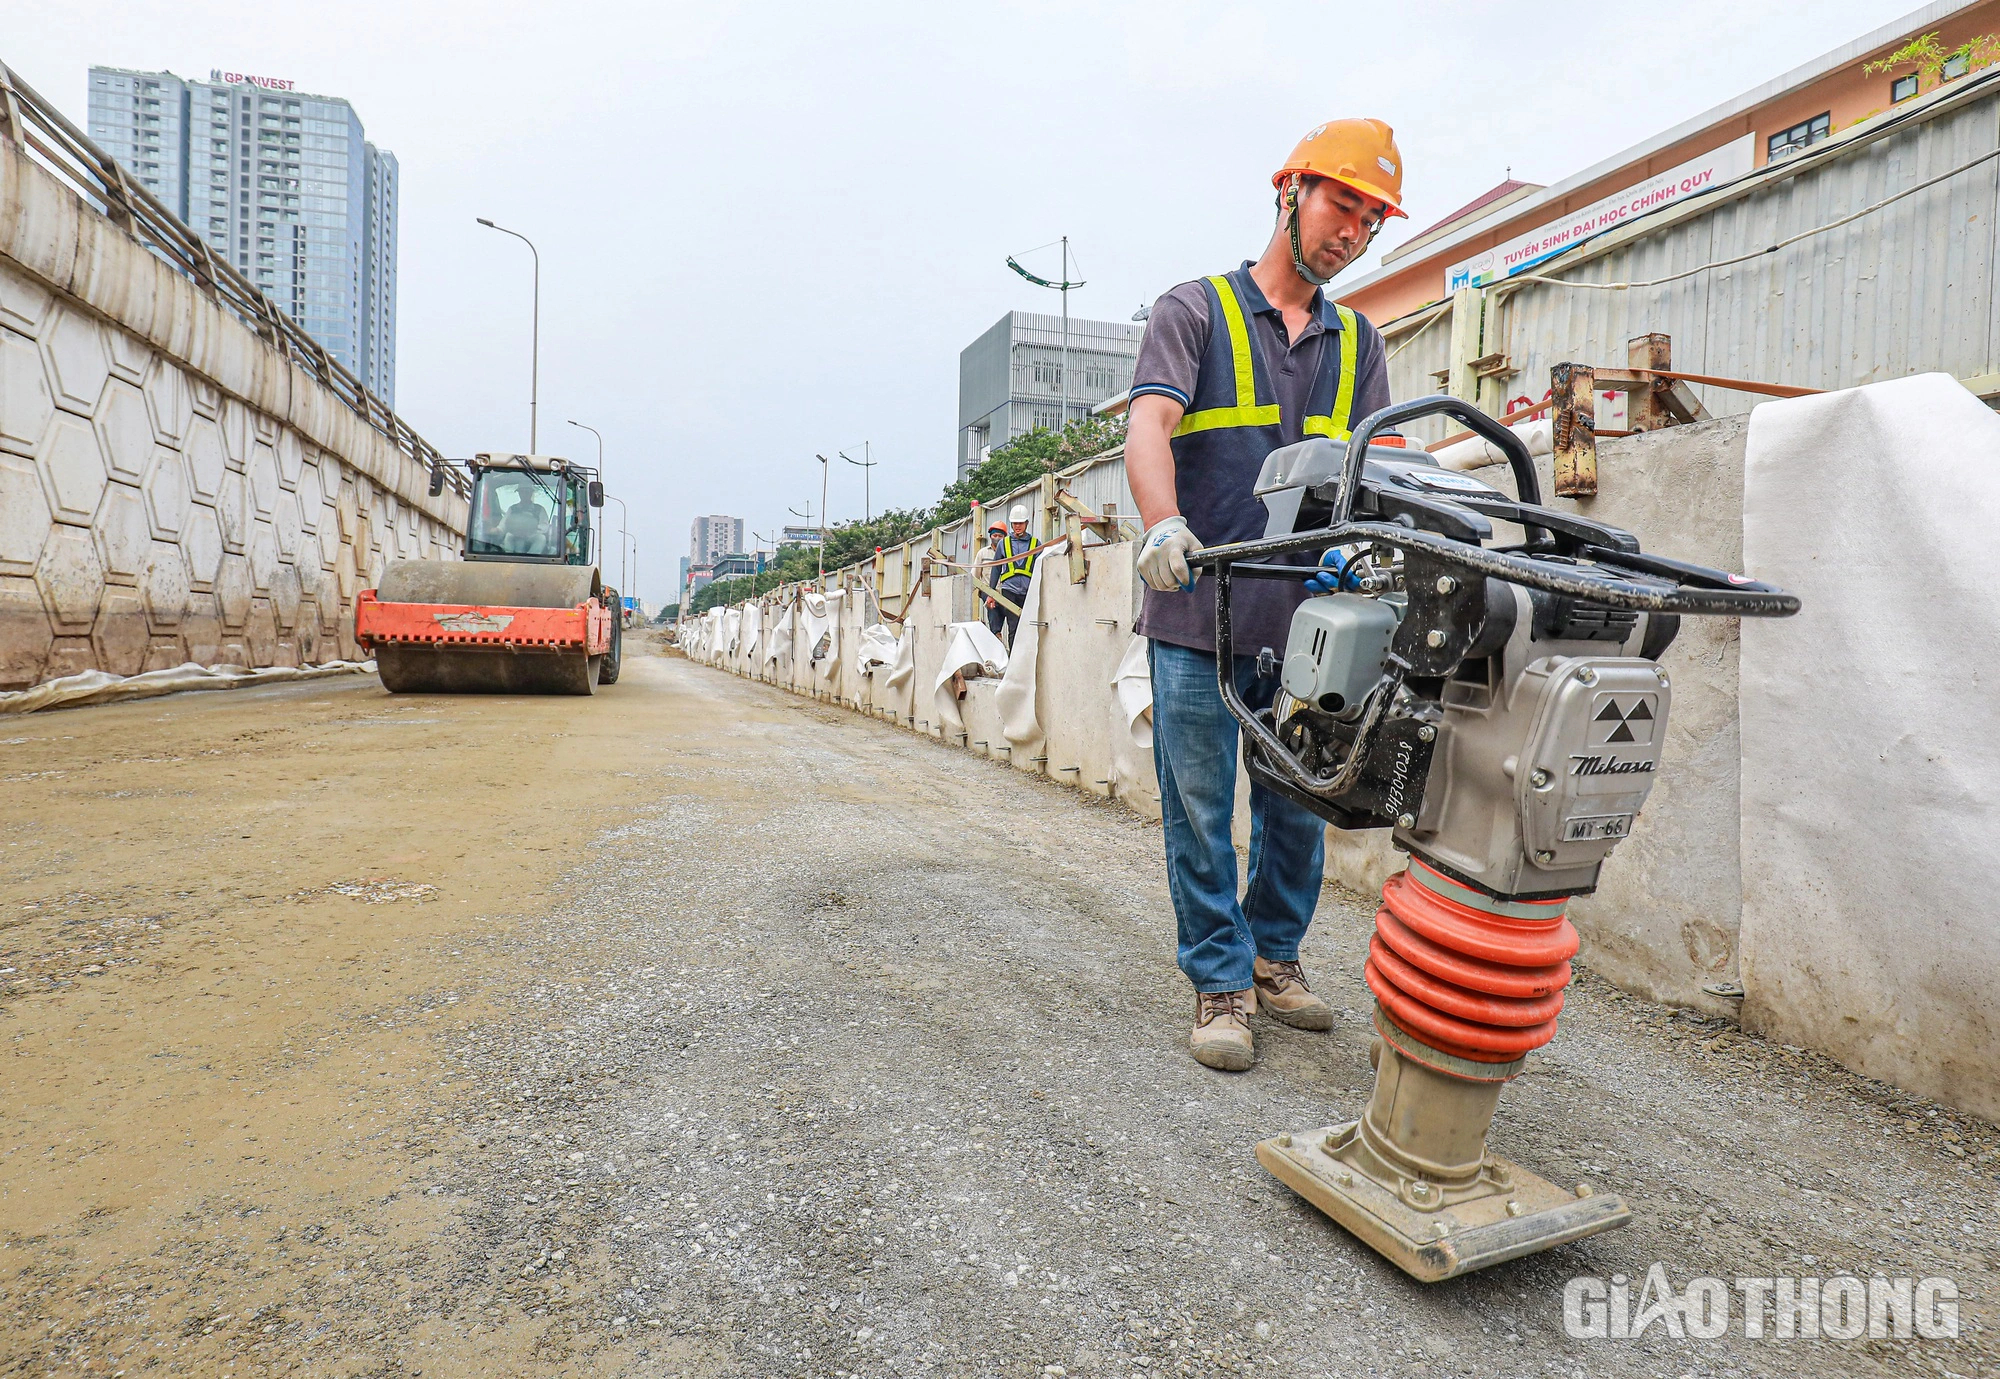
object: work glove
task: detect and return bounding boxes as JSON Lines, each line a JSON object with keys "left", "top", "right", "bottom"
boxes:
{"left": 1304, "top": 547, "right": 1351, "bottom": 595}
{"left": 1136, "top": 516, "right": 1204, "bottom": 593}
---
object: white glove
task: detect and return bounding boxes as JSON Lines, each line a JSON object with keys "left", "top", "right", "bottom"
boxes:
{"left": 1137, "top": 516, "right": 1204, "bottom": 593}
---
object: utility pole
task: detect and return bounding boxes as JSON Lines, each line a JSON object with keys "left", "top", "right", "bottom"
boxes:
{"left": 840, "top": 443, "right": 875, "bottom": 524}
{"left": 478, "top": 218, "right": 539, "bottom": 450}
{"left": 1006, "top": 241, "right": 1086, "bottom": 434}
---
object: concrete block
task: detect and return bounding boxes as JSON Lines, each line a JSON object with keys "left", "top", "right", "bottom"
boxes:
{"left": 43, "top": 636, "right": 96, "bottom": 680}
{"left": 140, "top": 636, "right": 185, "bottom": 672}
{"left": 105, "top": 325, "right": 149, "bottom": 385}
{"left": 316, "top": 510, "right": 339, "bottom": 569}
{"left": 216, "top": 552, "right": 253, "bottom": 628}
{"left": 92, "top": 589, "right": 147, "bottom": 676}
{"left": 0, "top": 455, "right": 52, "bottom": 571}
{"left": 41, "top": 307, "right": 109, "bottom": 415}
{"left": 36, "top": 525, "right": 104, "bottom": 628}
{"left": 143, "top": 445, "right": 191, "bottom": 539}
{"left": 36, "top": 411, "right": 106, "bottom": 526}
{"left": 142, "top": 356, "right": 193, "bottom": 445}
{"left": 249, "top": 519, "right": 280, "bottom": 593}
{"left": 217, "top": 470, "right": 249, "bottom": 553}
{"left": 94, "top": 481, "right": 149, "bottom": 584}
{"left": 0, "top": 327, "right": 54, "bottom": 456}
{"left": 182, "top": 503, "right": 223, "bottom": 590}
{"left": 249, "top": 439, "right": 279, "bottom": 517}
{"left": 245, "top": 600, "right": 278, "bottom": 664}
{"left": 219, "top": 398, "right": 250, "bottom": 471}
{"left": 275, "top": 429, "right": 303, "bottom": 489}
{"left": 141, "top": 541, "right": 189, "bottom": 629}
{"left": 0, "top": 271, "right": 52, "bottom": 337}
{"left": 296, "top": 461, "right": 322, "bottom": 523}
{"left": 274, "top": 488, "right": 302, "bottom": 562}
{"left": 0, "top": 574, "right": 53, "bottom": 688}
{"left": 182, "top": 594, "right": 224, "bottom": 665}
{"left": 182, "top": 414, "right": 227, "bottom": 501}
{"left": 270, "top": 562, "right": 302, "bottom": 631}
{"left": 92, "top": 378, "right": 152, "bottom": 482}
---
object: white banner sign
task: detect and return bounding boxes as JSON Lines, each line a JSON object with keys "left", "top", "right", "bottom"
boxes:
{"left": 1447, "top": 134, "right": 1756, "bottom": 290}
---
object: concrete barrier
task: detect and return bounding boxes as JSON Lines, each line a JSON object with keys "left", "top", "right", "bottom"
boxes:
{"left": 0, "top": 136, "right": 464, "bottom": 688}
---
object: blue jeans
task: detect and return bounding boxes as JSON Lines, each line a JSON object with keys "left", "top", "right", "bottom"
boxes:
{"left": 1149, "top": 639, "right": 1326, "bottom": 993}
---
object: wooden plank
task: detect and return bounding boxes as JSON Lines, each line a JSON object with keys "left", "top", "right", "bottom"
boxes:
{"left": 1550, "top": 363, "right": 1597, "bottom": 498}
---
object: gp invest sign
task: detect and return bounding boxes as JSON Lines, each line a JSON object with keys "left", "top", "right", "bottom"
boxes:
{"left": 210, "top": 69, "right": 297, "bottom": 91}
{"left": 1447, "top": 134, "right": 1755, "bottom": 289}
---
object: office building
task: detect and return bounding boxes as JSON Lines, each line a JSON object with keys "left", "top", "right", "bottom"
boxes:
{"left": 86, "top": 66, "right": 399, "bottom": 406}
{"left": 956, "top": 311, "right": 1141, "bottom": 476}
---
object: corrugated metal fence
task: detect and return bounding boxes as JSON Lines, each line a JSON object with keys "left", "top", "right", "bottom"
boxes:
{"left": 1377, "top": 70, "right": 2000, "bottom": 442}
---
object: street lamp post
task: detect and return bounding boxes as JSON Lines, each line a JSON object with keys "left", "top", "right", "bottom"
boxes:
{"left": 840, "top": 443, "right": 875, "bottom": 524}
{"left": 565, "top": 419, "right": 617, "bottom": 582}
{"left": 478, "top": 217, "right": 540, "bottom": 451}
{"left": 812, "top": 454, "right": 830, "bottom": 578}
{"left": 1006, "top": 238, "right": 1085, "bottom": 432}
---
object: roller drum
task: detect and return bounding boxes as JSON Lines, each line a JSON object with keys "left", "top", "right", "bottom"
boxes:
{"left": 370, "top": 559, "right": 604, "bottom": 696}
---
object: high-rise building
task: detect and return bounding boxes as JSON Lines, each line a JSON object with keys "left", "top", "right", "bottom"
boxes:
{"left": 956, "top": 311, "right": 1142, "bottom": 476}
{"left": 689, "top": 514, "right": 744, "bottom": 567}
{"left": 86, "top": 66, "right": 399, "bottom": 406}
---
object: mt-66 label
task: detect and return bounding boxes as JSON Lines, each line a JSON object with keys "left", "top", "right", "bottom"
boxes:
{"left": 1562, "top": 813, "right": 1634, "bottom": 843}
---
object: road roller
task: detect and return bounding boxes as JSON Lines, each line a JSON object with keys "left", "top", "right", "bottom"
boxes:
{"left": 355, "top": 452, "right": 623, "bottom": 694}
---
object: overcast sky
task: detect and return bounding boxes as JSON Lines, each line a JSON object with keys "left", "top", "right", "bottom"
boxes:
{"left": 20, "top": 0, "right": 1917, "bottom": 604}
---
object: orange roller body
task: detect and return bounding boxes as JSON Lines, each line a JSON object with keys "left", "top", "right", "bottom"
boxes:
{"left": 1367, "top": 865, "right": 1580, "bottom": 1063}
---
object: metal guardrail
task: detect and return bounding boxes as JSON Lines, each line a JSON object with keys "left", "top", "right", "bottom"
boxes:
{"left": 0, "top": 59, "right": 468, "bottom": 499}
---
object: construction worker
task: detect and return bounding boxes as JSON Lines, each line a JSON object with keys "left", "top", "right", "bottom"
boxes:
{"left": 986, "top": 504, "right": 1040, "bottom": 647}
{"left": 981, "top": 518, "right": 1010, "bottom": 640}
{"left": 1125, "top": 119, "right": 1404, "bottom": 1072}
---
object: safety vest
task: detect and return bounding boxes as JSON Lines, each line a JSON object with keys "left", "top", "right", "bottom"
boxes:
{"left": 994, "top": 532, "right": 1038, "bottom": 584}
{"left": 1140, "top": 266, "right": 1365, "bottom": 652}
{"left": 1173, "top": 269, "right": 1359, "bottom": 444}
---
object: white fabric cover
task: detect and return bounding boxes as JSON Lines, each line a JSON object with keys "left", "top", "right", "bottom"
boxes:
{"left": 1739, "top": 373, "right": 2000, "bottom": 1117}
{"left": 724, "top": 608, "right": 743, "bottom": 655}
{"left": 885, "top": 625, "right": 915, "bottom": 691}
{"left": 0, "top": 660, "right": 374, "bottom": 715}
{"left": 1112, "top": 632, "right": 1154, "bottom": 751}
{"left": 857, "top": 623, "right": 900, "bottom": 675}
{"left": 995, "top": 537, "right": 1066, "bottom": 754}
{"left": 763, "top": 602, "right": 790, "bottom": 670}
{"left": 932, "top": 621, "right": 1009, "bottom": 737}
{"left": 740, "top": 602, "right": 762, "bottom": 660}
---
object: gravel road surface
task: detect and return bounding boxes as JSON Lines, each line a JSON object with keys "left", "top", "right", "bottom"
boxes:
{"left": 2, "top": 641, "right": 1992, "bottom": 1377}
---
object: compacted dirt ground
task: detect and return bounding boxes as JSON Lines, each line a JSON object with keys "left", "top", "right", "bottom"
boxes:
{"left": 1, "top": 639, "right": 1993, "bottom": 1378}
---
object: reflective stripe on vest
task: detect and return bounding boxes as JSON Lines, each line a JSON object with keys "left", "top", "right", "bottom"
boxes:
{"left": 1303, "top": 304, "right": 1360, "bottom": 440}
{"left": 1172, "top": 275, "right": 1359, "bottom": 441}
{"left": 996, "top": 534, "right": 1037, "bottom": 583}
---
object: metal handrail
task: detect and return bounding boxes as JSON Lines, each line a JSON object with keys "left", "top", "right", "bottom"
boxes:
{"left": 0, "top": 59, "right": 468, "bottom": 500}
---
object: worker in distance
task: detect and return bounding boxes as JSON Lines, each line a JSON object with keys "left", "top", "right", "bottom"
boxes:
{"left": 1125, "top": 119, "right": 1404, "bottom": 1070}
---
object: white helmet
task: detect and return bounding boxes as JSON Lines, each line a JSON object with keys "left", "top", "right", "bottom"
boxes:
{"left": 1009, "top": 504, "right": 1029, "bottom": 524}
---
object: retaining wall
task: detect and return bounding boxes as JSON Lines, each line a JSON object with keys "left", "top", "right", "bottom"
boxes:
{"left": 0, "top": 135, "right": 465, "bottom": 688}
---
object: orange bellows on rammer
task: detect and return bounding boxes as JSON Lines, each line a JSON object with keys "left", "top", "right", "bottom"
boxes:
{"left": 1364, "top": 859, "right": 1579, "bottom": 1070}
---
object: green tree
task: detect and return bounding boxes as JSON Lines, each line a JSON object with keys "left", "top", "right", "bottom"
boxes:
{"left": 932, "top": 414, "right": 1127, "bottom": 526}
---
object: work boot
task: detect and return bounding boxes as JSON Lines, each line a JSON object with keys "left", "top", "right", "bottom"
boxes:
{"left": 1190, "top": 988, "right": 1256, "bottom": 1072}
{"left": 1254, "top": 956, "right": 1335, "bottom": 1031}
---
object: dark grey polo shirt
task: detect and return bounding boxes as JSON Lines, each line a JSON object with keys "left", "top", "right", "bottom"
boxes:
{"left": 1129, "top": 266, "right": 1394, "bottom": 657}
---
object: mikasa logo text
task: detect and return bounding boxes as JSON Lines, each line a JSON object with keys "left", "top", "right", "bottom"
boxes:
{"left": 1569, "top": 755, "right": 1657, "bottom": 777}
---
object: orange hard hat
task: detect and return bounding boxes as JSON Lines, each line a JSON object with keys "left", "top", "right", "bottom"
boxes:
{"left": 1273, "top": 118, "right": 1407, "bottom": 220}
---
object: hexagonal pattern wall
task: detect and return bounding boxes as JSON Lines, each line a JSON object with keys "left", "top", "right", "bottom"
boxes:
{"left": 0, "top": 257, "right": 466, "bottom": 689}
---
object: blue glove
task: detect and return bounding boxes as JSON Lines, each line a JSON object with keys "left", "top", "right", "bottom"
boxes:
{"left": 1304, "top": 548, "right": 1350, "bottom": 595}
